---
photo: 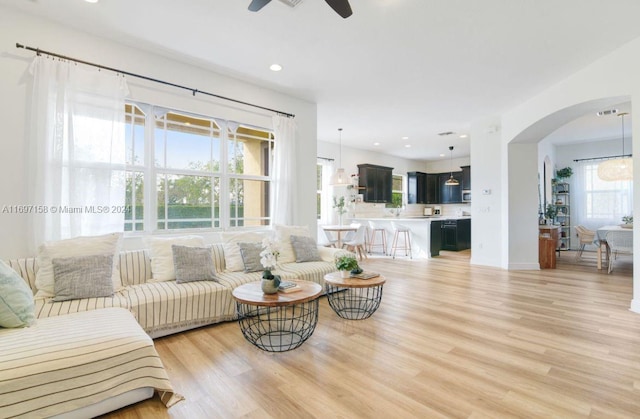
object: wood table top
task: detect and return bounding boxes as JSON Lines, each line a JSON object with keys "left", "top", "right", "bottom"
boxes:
{"left": 324, "top": 271, "right": 386, "bottom": 288}
{"left": 232, "top": 280, "right": 322, "bottom": 307}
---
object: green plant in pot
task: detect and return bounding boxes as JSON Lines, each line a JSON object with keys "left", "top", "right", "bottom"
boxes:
{"left": 259, "top": 238, "right": 281, "bottom": 294}
{"left": 545, "top": 204, "right": 558, "bottom": 223}
{"left": 335, "top": 255, "right": 359, "bottom": 278}
{"left": 556, "top": 167, "right": 573, "bottom": 180}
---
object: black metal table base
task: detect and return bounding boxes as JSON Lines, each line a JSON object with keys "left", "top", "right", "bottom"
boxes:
{"left": 236, "top": 300, "right": 319, "bottom": 352}
{"left": 325, "top": 284, "right": 384, "bottom": 320}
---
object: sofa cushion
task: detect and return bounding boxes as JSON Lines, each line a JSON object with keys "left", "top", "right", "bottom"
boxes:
{"left": 221, "top": 231, "right": 266, "bottom": 272}
{"left": 52, "top": 254, "right": 115, "bottom": 302}
{"left": 172, "top": 245, "right": 218, "bottom": 283}
{"left": 33, "top": 292, "right": 131, "bottom": 319}
{"left": 238, "top": 242, "right": 264, "bottom": 273}
{"left": 274, "top": 225, "right": 311, "bottom": 263}
{"left": 290, "top": 235, "right": 322, "bottom": 262}
{"left": 35, "top": 233, "right": 123, "bottom": 299}
{"left": 0, "top": 260, "right": 36, "bottom": 328}
{"left": 147, "top": 235, "right": 205, "bottom": 281}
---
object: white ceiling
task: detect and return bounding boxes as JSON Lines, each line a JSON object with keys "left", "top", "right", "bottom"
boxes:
{"left": 4, "top": 0, "right": 640, "bottom": 161}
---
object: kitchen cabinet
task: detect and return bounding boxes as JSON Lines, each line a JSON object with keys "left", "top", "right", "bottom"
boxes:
{"left": 440, "top": 219, "right": 471, "bottom": 251}
{"left": 430, "top": 220, "right": 442, "bottom": 257}
{"left": 426, "top": 174, "right": 440, "bottom": 204}
{"left": 358, "top": 164, "right": 393, "bottom": 203}
{"left": 461, "top": 165, "right": 471, "bottom": 190}
{"left": 439, "top": 172, "right": 464, "bottom": 204}
{"left": 407, "top": 171, "right": 427, "bottom": 204}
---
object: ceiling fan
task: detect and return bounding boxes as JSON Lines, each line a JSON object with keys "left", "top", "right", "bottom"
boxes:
{"left": 248, "top": 0, "right": 353, "bottom": 19}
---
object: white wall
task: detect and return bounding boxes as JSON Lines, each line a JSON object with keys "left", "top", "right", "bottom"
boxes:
{"left": 0, "top": 7, "right": 317, "bottom": 258}
{"left": 470, "top": 34, "right": 640, "bottom": 311}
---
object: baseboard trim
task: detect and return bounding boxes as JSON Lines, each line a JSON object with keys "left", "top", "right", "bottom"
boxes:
{"left": 630, "top": 299, "right": 640, "bottom": 314}
{"left": 508, "top": 263, "right": 540, "bottom": 271}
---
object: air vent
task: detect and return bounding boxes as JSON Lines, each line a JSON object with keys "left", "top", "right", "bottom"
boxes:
{"left": 437, "top": 131, "right": 454, "bottom": 136}
{"left": 597, "top": 109, "right": 618, "bottom": 116}
{"left": 277, "top": 0, "right": 304, "bottom": 7}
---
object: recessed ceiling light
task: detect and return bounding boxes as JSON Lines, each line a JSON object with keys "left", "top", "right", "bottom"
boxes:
{"left": 84, "top": 0, "right": 99, "bottom": 3}
{"left": 439, "top": 154, "right": 445, "bottom": 157}
{"left": 404, "top": 144, "right": 411, "bottom": 148}
{"left": 269, "top": 64, "right": 282, "bottom": 72}
{"left": 459, "top": 134, "right": 468, "bottom": 138}
{"left": 402, "top": 136, "right": 409, "bottom": 140}
{"left": 373, "top": 142, "right": 380, "bottom": 146}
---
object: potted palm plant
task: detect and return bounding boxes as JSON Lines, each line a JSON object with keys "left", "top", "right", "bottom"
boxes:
{"left": 335, "top": 255, "right": 359, "bottom": 278}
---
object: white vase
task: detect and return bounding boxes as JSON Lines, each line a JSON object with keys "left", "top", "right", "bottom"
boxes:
{"left": 340, "top": 270, "right": 351, "bottom": 278}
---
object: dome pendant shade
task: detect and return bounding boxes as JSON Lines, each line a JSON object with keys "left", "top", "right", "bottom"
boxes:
{"left": 445, "top": 175, "right": 460, "bottom": 186}
{"left": 598, "top": 112, "right": 633, "bottom": 181}
{"left": 597, "top": 157, "right": 633, "bottom": 181}
{"left": 445, "top": 145, "right": 459, "bottom": 186}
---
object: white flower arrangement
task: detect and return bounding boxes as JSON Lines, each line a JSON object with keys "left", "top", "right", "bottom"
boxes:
{"left": 259, "top": 237, "right": 280, "bottom": 270}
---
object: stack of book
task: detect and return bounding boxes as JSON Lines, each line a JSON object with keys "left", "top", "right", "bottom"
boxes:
{"left": 278, "top": 281, "right": 301, "bottom": 293}
{"left": 350, "top": 272, "right": 380, "bottom": 280}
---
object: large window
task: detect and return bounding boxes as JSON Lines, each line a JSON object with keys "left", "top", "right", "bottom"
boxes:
{"left": 124, "top": 103, "right": 273, "bottom": 233}
{"left": 387, "top": 174, "right": 405, "bottom": 208}
{"left": 574, "top": 161, "right": 633, "bottom": 229}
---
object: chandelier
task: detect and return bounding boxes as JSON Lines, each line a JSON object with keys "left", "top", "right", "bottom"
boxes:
{"left": 598, "top": 112, "right": 633, "bottom": 181}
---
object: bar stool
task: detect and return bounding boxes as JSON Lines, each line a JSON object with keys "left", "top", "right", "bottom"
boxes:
{"left": 367, "top": 220, "right": 387, "bottom": 255}
{"left": 390, "top": 221, "right": 412, "bottom": 259}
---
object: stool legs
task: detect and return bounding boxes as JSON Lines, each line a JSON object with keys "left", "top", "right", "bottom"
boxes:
{"left": 391, "top": 230, "right": 412, "bottom": 259}
{"left": 368, "top": 228, "right": 387, "bottom": 255}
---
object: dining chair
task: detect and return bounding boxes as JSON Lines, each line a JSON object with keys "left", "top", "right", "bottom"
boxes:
{"left": 317, "top": 225, "right": 337, "bottom": 248}
{"left": 342, "top": 224, "right": 368, "bottom": 260}
{"left": 604, "top": 230, "right": 633, "bottom": 273}
{"left": 574, "top": 225, "right": 596, "bottom": 261}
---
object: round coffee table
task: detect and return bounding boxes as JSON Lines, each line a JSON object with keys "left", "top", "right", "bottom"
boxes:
{"left": 232, "top": 280, "right": 322, "bottom": 352}
{"left": 324, "top": 272, "right": 386, "bottom": 320}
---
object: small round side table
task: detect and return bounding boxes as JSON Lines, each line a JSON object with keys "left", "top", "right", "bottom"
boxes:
{"left": 323, "top": 272, "right": 386, "bottom": 320}
{"left": 232, "top": 280, "right": 322, "bottom": 352}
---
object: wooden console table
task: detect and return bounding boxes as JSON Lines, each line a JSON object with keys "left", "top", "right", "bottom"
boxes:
{"left": 539, "top": 225, "right": 560, "bottom": 269}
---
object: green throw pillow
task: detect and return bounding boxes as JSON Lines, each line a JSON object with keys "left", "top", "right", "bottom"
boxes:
{"left": 0, "top": 260, "right": 36, "bottom": 328}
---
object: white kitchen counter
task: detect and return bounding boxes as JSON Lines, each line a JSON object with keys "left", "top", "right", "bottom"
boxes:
{"left": 350, "top": 216, "right": 471, "bottom": 258}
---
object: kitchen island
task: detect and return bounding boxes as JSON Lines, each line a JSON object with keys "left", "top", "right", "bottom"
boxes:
{"left": 351, "top": 216, "right": 471, "bottom": 258}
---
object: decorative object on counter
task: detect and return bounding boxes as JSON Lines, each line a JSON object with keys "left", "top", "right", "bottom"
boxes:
{"left": 598, "top": 112, "right": 633, "bottom": 181}
{"left": 544, "top": 204, "right": 558, "bottom": 223}
{"left": 330, "top": 128, "right": 348, "bottom": 186}
{"left": 333, "top": 196, "right": 347, "bottom": 225}
{"left": 444, "top": 146, "right": 460, "bottom": 186}
{"left": 389, "top": 206, "right": 402, "bottom": 217}
{"left": 259, "top": 238, "right": 281, "bottom": 294}
{"left": 622, "top": 215, "right": 633, "bottom": 228}
{"left": 335, "top": 255, "right": 359, "bottom": 278}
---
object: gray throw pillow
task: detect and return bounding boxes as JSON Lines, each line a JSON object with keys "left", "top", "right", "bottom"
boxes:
{"left": 291, "top": 235, "right": 322, "bottom": 263}
{"left": 238, "top": 242, "right": 264, "bottom": 273}
{"left": 171, "top": 245, "right": 218, "bottom": 283}
{"left": 52, "top": 254, "right": 114, "bottom": 302}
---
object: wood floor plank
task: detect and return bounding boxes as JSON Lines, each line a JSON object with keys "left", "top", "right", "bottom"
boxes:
{"left": 101, "top": 250, "right": 640, "bottom": 418}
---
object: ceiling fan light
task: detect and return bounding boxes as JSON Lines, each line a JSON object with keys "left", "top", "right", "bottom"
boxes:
{"left": 597, "top": 158, "right": 633, "bottom": 181}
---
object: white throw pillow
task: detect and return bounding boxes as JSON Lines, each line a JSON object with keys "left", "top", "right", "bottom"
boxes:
{"left": 35, "top": 232, "right": 123, "bottom": 299}
{"left": 146, "top": 235, "right": 206, "bottom": 281}
{"left": 221, "top": 231, "right": 267, "bottom": 272}
{"left": 274, "top": 225, "right": 311, "bottom": 263}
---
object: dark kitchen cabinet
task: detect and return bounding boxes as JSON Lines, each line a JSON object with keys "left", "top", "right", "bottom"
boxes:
{"left": 430, "top": 220, "right": 442, "bottom": 257}
{"left": 440, "top": 219, "right": 471, "bottom": 251}
{"left": 461, "top": 165, "right": 471, "bottom": 191}
{"left": 407, "top": 171, "right": 427, "bottom": 204}
{"left": 426, "top": 174, "right": 440, "bottom": 204}
{"left": 439, "top": 172, "right": 464, "bottom": 204}
{"left": 358, "top": 164, "right": 393, "bottom": 203}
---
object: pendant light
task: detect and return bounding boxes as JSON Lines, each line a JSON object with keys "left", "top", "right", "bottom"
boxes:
{"left": 598, "top": 112, "right": 633, "bottom": 181}
{"left": 330, "top": 128, "right": 348, "bottom": 186}
{"left": 445, "top": 145, "right": 460, "bottom": 186}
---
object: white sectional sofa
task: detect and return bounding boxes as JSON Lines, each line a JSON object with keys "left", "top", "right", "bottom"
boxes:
{"left": 0, "top": 227, "right": 348, "bottom": 417}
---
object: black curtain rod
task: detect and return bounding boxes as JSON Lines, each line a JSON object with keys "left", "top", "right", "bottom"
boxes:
{"left": 16, "top": 43, "right": 295, "bottom": 119}
{"left": 573, "top": 153, "right": 632, "bottom": 162}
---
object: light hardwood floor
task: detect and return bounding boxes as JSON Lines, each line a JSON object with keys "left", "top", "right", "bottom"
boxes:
{"left": 103, "top": 250, "right": 640, "bottom": 418}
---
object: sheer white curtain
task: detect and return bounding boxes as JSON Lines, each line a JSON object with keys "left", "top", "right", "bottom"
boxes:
{"left": 271, "top": 115, "right": 297, "bottom": 225}
{"left": 318, "top": 158, "right": 335, "bottom": 225}
{"left": 573, "top": 159, "right": 633, "bottom": 230}
{"left": 29, "top": 56, "right": 129, "bottom": 250}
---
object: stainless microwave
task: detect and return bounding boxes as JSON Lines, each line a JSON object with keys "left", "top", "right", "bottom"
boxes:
{"left": 462, "top": 190, "right": 471, "bottom": 202}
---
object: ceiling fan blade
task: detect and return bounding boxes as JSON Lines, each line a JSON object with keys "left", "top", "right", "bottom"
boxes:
{"left": 248, "top": 0, "right": 272, "bottom": 12}
{"left": 324, "top": 0, "right": 352, "bottom": 18}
